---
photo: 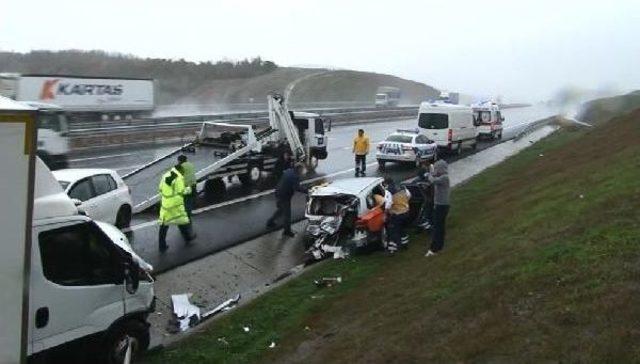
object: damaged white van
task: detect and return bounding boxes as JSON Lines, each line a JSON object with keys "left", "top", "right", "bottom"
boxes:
{"left": 28, "top": 158, "right": 155, "bottom": 363}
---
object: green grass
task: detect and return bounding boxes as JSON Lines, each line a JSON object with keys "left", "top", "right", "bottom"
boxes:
{"left": 144, "top": 109, "right": 640, "bottom": 363}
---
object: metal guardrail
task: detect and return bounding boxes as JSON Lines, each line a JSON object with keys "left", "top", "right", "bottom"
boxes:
{"left": 68, "top": 106, "right": 420, "bottom": 151}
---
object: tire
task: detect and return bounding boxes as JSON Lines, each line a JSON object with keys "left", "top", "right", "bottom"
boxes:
{"left": 115, "top": 205, "right": 132, "bottom": 229}
{"left": 471, "top": 141, "right": 478, "bottom": 151}
{"left": 204, "top": 178, "right": 226, "bottom": 201}
{"left": 239, "top": 164, "right": 262, "bottom": 186}
{"left": 377, "top": 160, "right": 386, "bottom": 171}
{"left": 414, "top": 156, "right": 422, "bottom": 168}
{"left": 432, "top": 149, "right": 438, "bottom": 162}
{"left": 497, "top": 131, "right": 503, "bottom": 140}
{"left": 456, "top": 142, "right": 463, "bottom": 155}
{"left": 103, "top": 320, "right": 150, "bottom": 364}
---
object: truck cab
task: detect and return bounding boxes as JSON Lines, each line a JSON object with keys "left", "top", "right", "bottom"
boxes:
{"left": 290, "top": 111, "right": 329, "bottom": 169}
{"left": 19, "top": 101, "right": 70, "bottom": 170}
{"left": 29, "top": 158, "right": 154, "bottom": 363}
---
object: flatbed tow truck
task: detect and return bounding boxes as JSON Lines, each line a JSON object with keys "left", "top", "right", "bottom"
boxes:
{"left": 124, "top": 94, "right": 329, "bottom": 213}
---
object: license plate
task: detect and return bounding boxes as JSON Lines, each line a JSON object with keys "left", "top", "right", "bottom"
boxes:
{"left": 385, "top": 146, "right": 400, "bottom": 154}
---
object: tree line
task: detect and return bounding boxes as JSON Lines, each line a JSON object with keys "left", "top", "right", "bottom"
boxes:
{"left": 0, "top": 50, "right": 278, "bottom": 104}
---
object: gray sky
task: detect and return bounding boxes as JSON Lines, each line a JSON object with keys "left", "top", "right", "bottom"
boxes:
{"left": 2, "top": 0, "right": 639, "bottom": 102}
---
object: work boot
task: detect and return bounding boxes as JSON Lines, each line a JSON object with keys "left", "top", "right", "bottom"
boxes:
{"left": 266, "top": 220, "right": 276, "bottom": 229}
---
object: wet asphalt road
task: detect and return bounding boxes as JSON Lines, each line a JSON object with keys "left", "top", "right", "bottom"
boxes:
{"left": 70, "top": 105, "right": 557, "bottom": 272}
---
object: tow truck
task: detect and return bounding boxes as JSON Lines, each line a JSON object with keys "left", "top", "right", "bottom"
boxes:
{"left": 124, "top": 94, "right": 330, "bottom": 213}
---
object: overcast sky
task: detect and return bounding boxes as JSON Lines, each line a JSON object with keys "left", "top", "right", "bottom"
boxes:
{"left": 2, "top": 0, "right": 638, "bottom": 102}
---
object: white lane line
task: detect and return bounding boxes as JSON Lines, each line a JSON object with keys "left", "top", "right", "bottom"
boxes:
{"left": 69, "top": 152, "right": 136, "bottom": 162}
{"left": 125, "top": 161, "right": 378, "bottom": 232}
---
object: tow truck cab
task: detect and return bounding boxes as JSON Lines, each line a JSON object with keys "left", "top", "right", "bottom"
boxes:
{"left": 29, "top": 158, "right": 154, "bottom": 363}
{"left": 290, "top": 111, "right": 329, "bottom": 163}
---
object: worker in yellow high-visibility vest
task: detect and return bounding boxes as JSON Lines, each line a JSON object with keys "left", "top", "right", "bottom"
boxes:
{"left": 352, "top": 129, "right": 370, "bottom": 177}
{"left": 158, "top": 164, "right": 196, "bottom": 252}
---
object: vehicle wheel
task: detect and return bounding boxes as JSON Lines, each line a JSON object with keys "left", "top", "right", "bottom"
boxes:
{"left": 471, "top": 141, "right": 478, "bottom": 151}
{"left": 306, "top": 155, "right": 319, "bottom": 171}
{"left": 414, "top": 157, "right": 422, "bottom": 168}
{"left": 115, "top": 205, "right": 132, "bottom": 229}
{"left": 497, "top": 131, "right": 503, "bottom": 140}
{"left": 103, "top": 320, "right": 149, "bottom": 364}
{"left": 239, "top": 164, "right": 262, "bottom": 186}
{"left": 377, "top": 160, "right": 386, "bottom": 171}
{"left": 432, "top": 149, "right": 438, "bottom": 162}
{"left": 204, "top": 178, "right": 226, "bottom": 201}
{"left": 456, "top": 142, "right": 463, "bottom": 155}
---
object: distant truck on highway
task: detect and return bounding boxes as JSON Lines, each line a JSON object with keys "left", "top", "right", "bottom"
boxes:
{"left": 0, "top": 73, "right": 155, "bottom": 121}
{"left": 375, "top": 86, "right": 401, "bottom": 107}
{"left": 437, "top": 91, "right": 474, "bottom": 106}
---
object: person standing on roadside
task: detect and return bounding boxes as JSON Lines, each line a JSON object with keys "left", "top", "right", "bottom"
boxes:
{"left": 266, "top": 164, "right": 307, "bottom": 238}
{"left": 352, "top": 129, "right": 370, "bottom": 177}
{"left": 158, "top": 164, "right": 196, "bottom": 253}
{"left": 178, "top": 154, "right": 196, "bottom": 219}
{"left": 424, "top": 160, "right": 450, "bottom": 257}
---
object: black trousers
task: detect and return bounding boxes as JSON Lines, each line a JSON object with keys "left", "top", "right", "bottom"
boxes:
{"left": 268, "top": 198, "right": 292, "bottom": 233}
{"left": 159, "top": 223, "right": 193, "bottom": 249}
{"left": 430, "top": 204, "right": 450, "bottom": 252}
{"left": 388, "top": 212, "right": 409, "bottom": 246}
{"left": 355, "top": 154, "right": 367, "bottom": 173}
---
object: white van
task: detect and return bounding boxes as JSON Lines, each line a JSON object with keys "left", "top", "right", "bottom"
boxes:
{"left": 417, "top": 102, "right": 479, "bottom": 154}
{"left": 28, "top": 158, "right": 155, "bottom": 363}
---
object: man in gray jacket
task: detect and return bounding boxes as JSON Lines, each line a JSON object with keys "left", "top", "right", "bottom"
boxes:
{"left": 424, "top": 159, "right": 450, "bottom": 257}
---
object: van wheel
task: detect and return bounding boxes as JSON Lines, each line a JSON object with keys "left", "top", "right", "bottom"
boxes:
{"left": 471, "top": 141, "right": 478, "bottom": 151}
{"left": 204, "top": 178, "right": 226, "bottom": 201}
{"left": 239, "top": 165, "right": 262, "bottom": 186}
{"left": 103, "top": 320, "right": 149, "bottom": 364}
{"left": 457, "top": 143, "right": 463, "bottom": 155}
{"left": 115, "top": 205, "right": 132, "bottom": 229}
{"left": 497, "top": 131, "right": 503, "bottom": 140}
{"left": 377, "top": 160, "right": 386, "bottom": 171}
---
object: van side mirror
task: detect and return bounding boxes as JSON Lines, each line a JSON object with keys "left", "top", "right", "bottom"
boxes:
{"left": 124, "top": 261, "right": 140, "bottom": 294}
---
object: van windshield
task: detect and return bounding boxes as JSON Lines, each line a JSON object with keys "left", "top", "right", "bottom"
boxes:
{"left": 376, "top": 94, "right": 387, "bottom": 100}
{"left": 418, "top": 113, "right": 448, "bottom": 129}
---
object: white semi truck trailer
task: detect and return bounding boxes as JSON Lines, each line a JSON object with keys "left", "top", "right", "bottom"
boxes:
{"left": 0, "top": 73, "right": 155, "bottom": 121}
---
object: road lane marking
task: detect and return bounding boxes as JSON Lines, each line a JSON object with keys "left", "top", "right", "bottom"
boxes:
{"left": 125, "top": 161, "right": 378, "bottom": 232}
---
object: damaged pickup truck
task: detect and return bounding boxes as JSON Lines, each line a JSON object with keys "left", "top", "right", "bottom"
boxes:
{"left": 304, "top": 177, "right": 387, "bottom": 261}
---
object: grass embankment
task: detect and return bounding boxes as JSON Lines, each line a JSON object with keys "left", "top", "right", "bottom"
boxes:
{"left": 145, "top": 109, "right": 640, "bottom": 363}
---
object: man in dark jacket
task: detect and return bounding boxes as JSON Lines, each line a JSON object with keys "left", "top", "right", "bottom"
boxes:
{"left": 266, "top": 164, "right": 307, "bottom": 237}
{"left": 423, "top": 160, "right": 450, "bottom": 257}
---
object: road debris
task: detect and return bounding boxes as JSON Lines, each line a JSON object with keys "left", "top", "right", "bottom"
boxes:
{"left": 268, "top": 341, "right": 277, "bottom": 349}
{"left": 539, "top": 153, "right": 544, "bottom": 157}
{"left": 171, "top": 294, "right": 201, "bottom": 332}
{"left": 314, "top": 276, "right": 343, "bottom": 288}
{"left": 217, "top": 337, "right": 229, "bottom": 346}
{"left": 243, "top": 326, "right": 251, "bottom": 333}
{"left": 168, "top": 293, "right": 241, "bottom": 333}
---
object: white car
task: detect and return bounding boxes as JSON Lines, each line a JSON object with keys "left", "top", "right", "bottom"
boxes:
{"left": 53, "top": 168, "right": 133, "bottom": 228}
{"left": 376, "top": 129, "right": 438, "bottom": 169}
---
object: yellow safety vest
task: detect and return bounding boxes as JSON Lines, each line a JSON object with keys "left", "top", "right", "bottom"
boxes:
{"left": 390, "top": 190, "right": 410, "bottom": 215}
{"left": 158, "top": 168, "right": 189, "bottom": 225}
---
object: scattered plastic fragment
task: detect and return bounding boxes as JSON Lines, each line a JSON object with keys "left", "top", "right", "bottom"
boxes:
{"left": 268, "top": 342, "right": 276, "bottom": 349}
{"left": 304, "top": 326, "right": 311, "bottom": 331}
{"left": 539, "top": 153, "right": 544, "bottom": 157}
{"left": 217, "top": 337, "right": 229, "bottom": 346}
{"left": 243, "top": 326, "right": 250, "bottom": 333}
{"left": 579, "top": 194, "right": 584, "bottom": 199}
{"left": 314, "top": 276, "right": 342, "bottom": 288}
